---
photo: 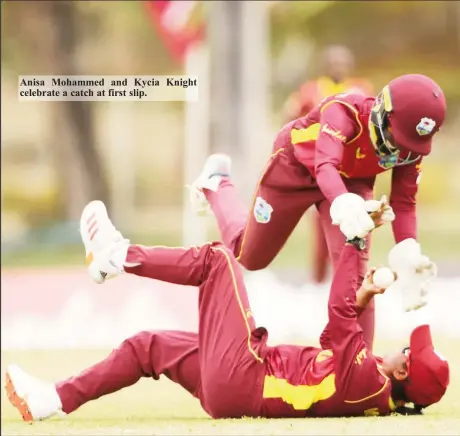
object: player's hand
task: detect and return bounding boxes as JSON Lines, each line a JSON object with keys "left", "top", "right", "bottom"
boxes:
{"left": 330, "top": 193, "right": 375, "bottom": 240}
{"left": 388, "top": 239, "right": 437, "bottom": 312}
{"left": 365, "top": 195, "right": 395, "bottom": 228}
{"left": 361, "top": 267, "right": 397, "bottom": 295}
{"left": 362, "top": 268, "right": 387, "bottom": 295}
{"left": 356, "top": 267, "right": 389, "bottom": 309}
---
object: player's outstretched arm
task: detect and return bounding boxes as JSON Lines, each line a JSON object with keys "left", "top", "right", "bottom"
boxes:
{"left": 327, "top": 243, "right": 365, "bottom": 355}
{"left": 327, "top": 244, "right": 393, "bottom": 402}
{"left": 319, "top": 270, "right": 380, "bottom": 350}
{"left": 326, "top": 244, "right": 387, "bottom": 376}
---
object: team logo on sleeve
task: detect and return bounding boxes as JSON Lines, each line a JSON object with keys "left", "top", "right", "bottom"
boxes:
{"left": 321, "top": 124, "right": 347, "bottom": 142}
{"left": 416, "top": 118, "right": 436, "bottom": 136}
{"left": 254, "top": 196, "right": 273, "bottom": 224}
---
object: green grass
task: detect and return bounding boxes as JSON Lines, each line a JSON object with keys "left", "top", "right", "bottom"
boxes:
{"left": 2, "top": 339, "right": 460, "bottom": 435}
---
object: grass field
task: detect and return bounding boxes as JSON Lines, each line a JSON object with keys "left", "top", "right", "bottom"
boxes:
{"left": 2, "top": 340, "right": 460, "bottom": 435}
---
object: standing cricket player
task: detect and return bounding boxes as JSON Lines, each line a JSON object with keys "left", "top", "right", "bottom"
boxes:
{"left": 283, "top": 44, "right": 374, "bottom": 284}
{"left": 188, "top": 73, "right": 446, "bottom": 351}
{"left": 5, "top": 201, "right": 449, "bottom": 421}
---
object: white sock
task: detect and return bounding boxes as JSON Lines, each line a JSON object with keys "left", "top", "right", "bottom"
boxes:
{"left": 51, "top": 385, "right": 63, "bottom": 411}
{"left": 202, "top": 174, "right": 222, "bottom": 192}
{"left": 111, "top": 243, "right": 135, "bottom": 270}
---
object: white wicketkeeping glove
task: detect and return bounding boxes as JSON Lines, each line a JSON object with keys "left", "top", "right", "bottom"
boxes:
{"left": 388, "top": 238, "right": 438, "bottom": 312}
{"left": 330, "top": 193, "right": 376, "bottom": 240}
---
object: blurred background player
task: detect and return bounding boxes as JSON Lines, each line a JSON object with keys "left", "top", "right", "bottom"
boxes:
{"left": 283, "top": 45, "right": 374, "bottom": 122}
{"left": 5, "top": 201, "right": 448, "bottom": 421}
{"left": 283, "top": 44, "right": 374, "bottom": 284}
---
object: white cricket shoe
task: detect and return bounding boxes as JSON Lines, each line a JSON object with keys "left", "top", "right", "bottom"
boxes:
{"left": 187, "top": 154, "right": 231, "bottom": 215}
{"left": 80, "top": 200, "right": 130, "bottom": 284}
{"left": 5, "top": 365, "right": 63, "bottom": 422}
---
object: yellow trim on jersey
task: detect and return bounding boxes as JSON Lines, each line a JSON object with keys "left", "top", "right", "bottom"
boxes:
{"left": 263, "top": 374, "right": 336, "bottom": 411}
{"left": 236, "top": 147, "right": 285, "bottom": 262}
{"left": 212, "top": 246, "right": 264, "bottom": 364}
{"left": 291, "top": 123, "right": 321, "bottom": 144}
{"left": 320, "top": 100, "right": 364, "bottom": 145}
{"left": 356, "top": 147, "right": 366, "bottom": 159}
{"left": 344, "top": 377, "right": 389, "bottom": 404}
{"left": 364, "top": 407, "right": 380, "bottom": 416}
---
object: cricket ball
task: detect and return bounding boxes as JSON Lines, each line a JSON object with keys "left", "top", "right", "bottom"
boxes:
{"left": 372, "top": 267, "right": 396, "bottom": 288}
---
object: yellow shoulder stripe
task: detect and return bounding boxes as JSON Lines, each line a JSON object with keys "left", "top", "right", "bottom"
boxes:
{"left": 291, "top": 123, "right": 321, "bottom": 144}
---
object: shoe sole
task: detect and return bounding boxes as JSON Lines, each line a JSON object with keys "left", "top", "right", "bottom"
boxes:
{"left": 5, "top": 371, "right": 33, "bottom": 422}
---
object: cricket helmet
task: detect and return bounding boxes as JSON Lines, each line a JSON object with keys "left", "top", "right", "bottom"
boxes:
{"left": 403, "top": 325, "right": 450, "bottom": 408}
{"left": 369, "top": 74, "right": 446, "bottom": 169}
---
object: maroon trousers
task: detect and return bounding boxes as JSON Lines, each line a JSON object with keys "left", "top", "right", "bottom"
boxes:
{"left": 56, "top": 243, "right": 268, "bottom": 419}
{"left": 204, "top": 122, "right": 376, "bottom": 350}
{"left": 312, "top": 211, "right": 330, "bottom": 283}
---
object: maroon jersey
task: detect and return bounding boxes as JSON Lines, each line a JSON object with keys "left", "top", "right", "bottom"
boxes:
{"left": 261, "top": 245, "right": 396, "bottom": 418}
{"left": 288, "top": 92, "right": 423, "bottom": 242}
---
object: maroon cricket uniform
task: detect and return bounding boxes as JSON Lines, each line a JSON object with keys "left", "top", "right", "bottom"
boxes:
{"left": 55, "top": 242, "right": 394, "bottom": 419}
{"left": 292, "top": 93, "right": 421, "bottom": 242}
{"left": 284, "top": 76, "right": 375, "bottom": 284}
{"left": 56, "top": 243, "right": 269, "bottom": 419}
{"left": 261, "top": 245, "right": 393, "bottom": 417}
{"left": 204, "top": 92, "right": 423, "bottom": 350}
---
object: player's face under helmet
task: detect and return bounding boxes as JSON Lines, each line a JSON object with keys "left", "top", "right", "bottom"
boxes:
{"left": 369, "top": 74, "right": 446, "bottom": 169}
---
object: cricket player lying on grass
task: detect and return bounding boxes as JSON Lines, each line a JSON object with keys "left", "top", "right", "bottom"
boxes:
{"left": 188, "top": 74, "right": 446, "bottom": 353}
{"left": 5, "top": 201, "right": 449, "bottom": 421}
